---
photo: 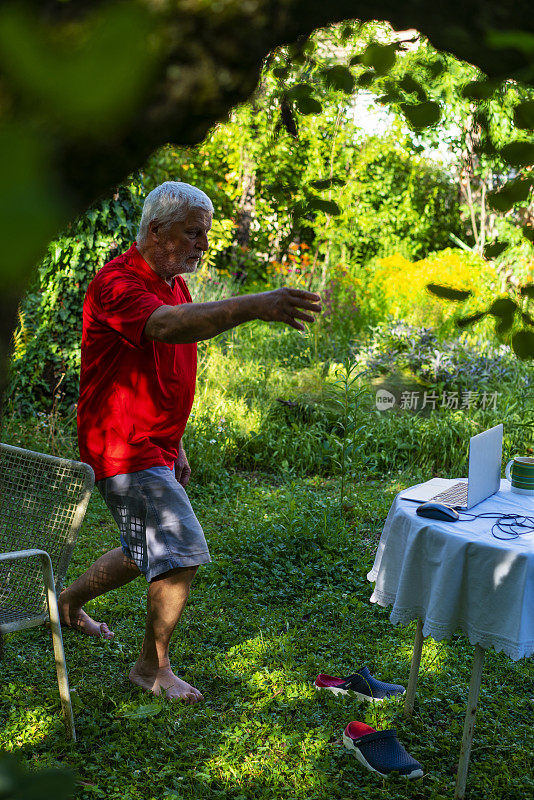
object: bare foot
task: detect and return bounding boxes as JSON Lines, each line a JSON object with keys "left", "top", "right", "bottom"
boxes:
{"left": 129, "top": 663, "right": 203, "bottom": 703}
{"left": 58, "top": 591, "right": 114, "bottom": 640}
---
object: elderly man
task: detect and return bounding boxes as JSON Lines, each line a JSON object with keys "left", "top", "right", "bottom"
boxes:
{"left": 59, "top": 181, "right": 321, "bottom": 703}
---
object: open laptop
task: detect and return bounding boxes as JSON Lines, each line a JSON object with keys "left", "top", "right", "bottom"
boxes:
{"left": 401, "top": 424, "right": 503, "bottom": 510}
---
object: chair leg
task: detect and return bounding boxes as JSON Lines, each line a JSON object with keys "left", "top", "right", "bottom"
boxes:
{"left": 39, "top": 554, "right": 76, "bottom": 741}
{"left": 404, "top": 617, "right": 424, "bottom": 718}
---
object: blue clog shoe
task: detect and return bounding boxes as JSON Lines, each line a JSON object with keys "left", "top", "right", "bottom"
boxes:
{"left": 314, "top": 666, "right": 405, "bottom": 702}
{"left": 343, "top": 720, "right": 423, "bottom": 779}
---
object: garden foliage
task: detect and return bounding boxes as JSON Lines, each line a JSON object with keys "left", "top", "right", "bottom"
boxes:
{"left": 368, "top": 248, "right": 498, "bottom": 333}
{"left": 7, "top": 132, "right": 462, "bottom": 415}
{"left": 2, "top": 14, "right": 534, "bottom": 800}
{"left": 7, "top": 187, "right": 140, "bottom": 415}
{"left": 4, "top": 21, "right": 534, "bottom": 463}
{"left": 355, "top": 321, "right": 528, "bottom": 393}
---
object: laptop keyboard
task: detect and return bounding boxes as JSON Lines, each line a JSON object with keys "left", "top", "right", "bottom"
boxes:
{"left": 431, "top": 482, "right": 468, "bottom": 507}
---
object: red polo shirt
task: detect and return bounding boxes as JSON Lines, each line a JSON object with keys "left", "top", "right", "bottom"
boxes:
{"left": 77, "top": 244, "right": 197, "bottom": 481}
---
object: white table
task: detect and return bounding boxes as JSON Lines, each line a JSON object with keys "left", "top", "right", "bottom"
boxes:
{"left": 367, "top": 479, "right": 534, "bottom": 798}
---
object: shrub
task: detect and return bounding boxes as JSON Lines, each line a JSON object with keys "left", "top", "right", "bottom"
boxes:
{"left": 369, "top": 247, "right": 498, "bottom": 333}
{"left": 355, "top": 321, "right": 531, "bottom": 392}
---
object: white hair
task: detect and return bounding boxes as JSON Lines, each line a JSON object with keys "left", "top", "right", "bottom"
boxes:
{"left": 136, "top": 181, "right": 213, "bottom": 245}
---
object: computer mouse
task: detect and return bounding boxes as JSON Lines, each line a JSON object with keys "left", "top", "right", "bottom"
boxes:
{"left": 416, "top": 502, "right": 459, "bottom": 521}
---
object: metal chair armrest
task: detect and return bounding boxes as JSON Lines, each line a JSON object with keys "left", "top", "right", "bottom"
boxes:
{"left": 0, "top": 548, "right": 52, "bottom": 564}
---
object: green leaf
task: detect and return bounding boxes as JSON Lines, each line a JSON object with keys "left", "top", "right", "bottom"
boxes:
{"left": 286, "top": 83, "right": 313, "bottom": 101}
{"left": 296, "top": 96, "right": 323, "bottom": 115}
{"left": 321, "top": 65, "right": 355, "bottom": 93}
{"left": 400, "top": 101, "right": 441, "bottom": 129}
{"left": 487, "top": 178, "right": 534, "bottom": 212}
{"left": 361, "top": 43, "right": 397, "bottom": 75}
{"left": 398, "top": 75, "right": 427, "bottom": 101}
{"left": 521, "top": 312, "right": 534, "bottom": 326}
{"left": 280, "top": 99, "right": 298, "bottom": 138}
{"left": 307, "top": 198, "right": 341, "bottom": 215}
{"left": 273, "top": 66, "right": 290, "bottom": 79}
{"left": 486, "top": 30, "right": 534, "bottom": 55}
{"left": 287, "top": 43, "right": 308, "bottom": 66}
{"left": 426, "top": 59, "right": 445, "bottom": 78}
{"left": 473, "top": 110, "right": 490, "bottom": 131}
{"left": 508, "top": 177, "right": 534, "bottom": 198}
{"left": 340, "top": 24, "right": 354, "bottom": 42}
{"left": 120, "top": 703, "right": 162, "bottom": 719}
{"left": 376, "top": 79, "right": 404, "bottom": 104}
{"left": 457, "top": 312, "right": 487, "bottom": 328}
{"left": 349, "top": 54, "right": 361, "bottom": 66}
{"left": 487, "top": 190, "right": 514, "bottom": 213}
{"left": 514, "top": 100, "right": 534, "bottom": 129}
{"left": 475, "top": 138, "right": 498, "bottom": 158}
{"left": 500, "top": 141, "right": 534, "bottom": 167}
{"left": 0, "top": 122, "right": 65, "bottom": 289}
{"left": 461, "top": 80, "right": 495, "bottom": 100}
{"left": 483, "top": 242, "right": 508, "bottom": 258}
{"left": 0, "top": 4, "right": 157, "bottom": 137}
{"left": 356, "top": 70, "right": 375, "bottom": 87}
{"left": 309, "top": 177, "right": 344, "bottom": 190}
{"left": 291, "top": 201, "right": 306, "bottom": 219}
{"left": 520, "top": 283, "right": 534, "bottom": 298}
{"left": 495, "top": 315, "right": 514, "bottom": 335}
{"left": 511, "top": 329, "right": 534, "bottom": 359}
{"left": 488, "top": 298, "right": 517, "bottom": 317}
{"left": 522, "top": 226, "right": 534, "bottom": 242}
{"left": 0, "top": 756, "right": 76, "bottom": 800}
{"left": 426, "top": 284, "right": 471, "bottom": 301}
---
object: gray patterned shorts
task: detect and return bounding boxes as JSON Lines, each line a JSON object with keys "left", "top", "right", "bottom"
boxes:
{"left": 97, "top": 466, "right": 211, "bottom": 582}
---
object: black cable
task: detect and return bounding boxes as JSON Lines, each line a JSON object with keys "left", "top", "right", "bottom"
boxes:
{"left": 457, "top": 511, "right": 534, "bottom": 541}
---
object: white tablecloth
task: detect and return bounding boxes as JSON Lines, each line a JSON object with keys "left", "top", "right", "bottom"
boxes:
{"left": 367, "top": 480, "right": 534, "bottom": 661}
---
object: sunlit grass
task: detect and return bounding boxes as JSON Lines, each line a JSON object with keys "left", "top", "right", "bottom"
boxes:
{"left": 2, "top": 313, "right": 533, "bottom": 799}
{"left": 2, "top": 465, "right": 533, "bottom": 799}
{"left": 1, "top": 696, "right": 60, "bottom": 748}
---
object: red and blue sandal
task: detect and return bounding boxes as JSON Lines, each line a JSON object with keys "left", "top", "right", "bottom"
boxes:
{"left": 314, "top": 667, "right": 405, "bottom": 702}
{"left": 343, "top": 721, "right": 423, "bottom": 779}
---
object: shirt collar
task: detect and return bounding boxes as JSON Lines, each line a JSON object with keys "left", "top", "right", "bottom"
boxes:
{"left": 127, "top": 243, "right": 175, "bottom": 291}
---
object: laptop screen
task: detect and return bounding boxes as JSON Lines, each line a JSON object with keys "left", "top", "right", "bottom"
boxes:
{"left": 466, "top": 424, "right": 503, "bottom": 509}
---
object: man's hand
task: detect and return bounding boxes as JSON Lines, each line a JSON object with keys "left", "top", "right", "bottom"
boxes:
{"left": 175, "top": 442, "right": 191, "bottom": 487}
{"left": 256, "top": 288, "right": 321, "bottom": 332}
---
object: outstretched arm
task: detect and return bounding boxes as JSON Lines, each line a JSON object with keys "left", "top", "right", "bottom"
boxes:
{"left": 144, "top": 287, "right": 321, "bottom": 344}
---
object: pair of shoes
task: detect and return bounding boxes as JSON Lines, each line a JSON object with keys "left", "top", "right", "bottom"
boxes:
{"left": 314, "top": 668, "right": 422, "bottom": 779}
{"left": 314, "top": 666, "right": 406, "bottom": 702}
{"left": 343, "top": 721, "right": 423, "bottom": 779}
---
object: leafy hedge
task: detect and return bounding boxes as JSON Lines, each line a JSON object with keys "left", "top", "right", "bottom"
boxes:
{"left": 6, "top": 175, "right": 235, "bottom": 416}
{"left": 7, "top": 186, "right": 141, "bottom": 415}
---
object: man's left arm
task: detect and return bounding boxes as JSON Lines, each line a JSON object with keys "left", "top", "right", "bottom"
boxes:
{"left": 175, "top": 441, "right": 191, "bottom": 487}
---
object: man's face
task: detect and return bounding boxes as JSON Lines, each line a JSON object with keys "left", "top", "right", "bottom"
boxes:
{"left": 151, "top": 208, "right": 212, "bottom": 279}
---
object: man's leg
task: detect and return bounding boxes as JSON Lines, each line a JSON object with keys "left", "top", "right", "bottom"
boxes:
{"left": 129, "top": 565, "right": 202, "bottom": 703}
{"left": 59, "top": 547, "right": 140, "bottom": 639}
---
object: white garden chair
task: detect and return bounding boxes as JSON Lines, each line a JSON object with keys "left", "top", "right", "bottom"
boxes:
{"left": 0, "top": 443, "right": 94, "bottom": 740}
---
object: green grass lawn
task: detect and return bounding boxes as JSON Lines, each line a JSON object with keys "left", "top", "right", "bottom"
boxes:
{"left": 1, "top": 468, "right": 533, "bottom": 800}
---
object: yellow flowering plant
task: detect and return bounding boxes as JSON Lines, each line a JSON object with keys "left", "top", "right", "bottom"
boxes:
{"left": 370, "top": 248, "right": 498, "bottom": 333}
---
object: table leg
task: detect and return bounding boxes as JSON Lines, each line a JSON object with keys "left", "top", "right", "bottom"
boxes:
{"left": 404, "top": 617, "right": 424, "bottom": 718}
{"left": 454, "top": 644, "right": 486, "bottom": 800}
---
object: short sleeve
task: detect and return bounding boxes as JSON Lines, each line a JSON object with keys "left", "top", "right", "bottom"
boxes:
{"left": 93, "top": 269, "right": 164, "bottom": 347}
